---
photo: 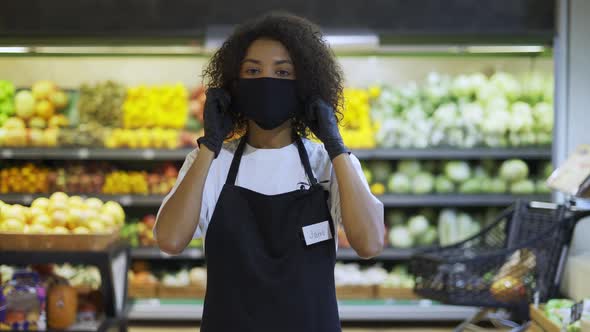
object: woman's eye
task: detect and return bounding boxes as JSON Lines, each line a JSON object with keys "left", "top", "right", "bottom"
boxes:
{"left": 245, "top": 68, "right": 260, "bottom": 75}
{"left": 276, "top": 70, "right": 291, "bottom": 77}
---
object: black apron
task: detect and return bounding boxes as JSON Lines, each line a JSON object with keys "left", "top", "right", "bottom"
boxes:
{"left": 201, "top": 136, "right": 341, "bottom": 332}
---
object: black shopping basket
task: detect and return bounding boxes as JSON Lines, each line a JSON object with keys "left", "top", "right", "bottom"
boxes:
{"left": 409, "top": 200, "right": 590, "bottom": 322}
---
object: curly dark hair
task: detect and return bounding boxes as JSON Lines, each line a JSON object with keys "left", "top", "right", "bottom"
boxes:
{"left": 202, "top": 12, "right": 344, "bottom": 138}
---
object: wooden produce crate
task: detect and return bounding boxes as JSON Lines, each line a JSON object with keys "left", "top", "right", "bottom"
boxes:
{"left": 129, "top": 283, "right": 159, "bottom": 299}
{"left": 529, "top": 305, "right": 560, "bottom": 332}
{"left": 336, "top": 285, "right": 375, "bottom": 300}
{"left": 375, "top": 286, "right": 418, "bottom": 300}
{"left": 158, "top": 284, "right": 206, "bottom": 299}
{"left": 0, "top": 229, "right": 120, "bottom": 251}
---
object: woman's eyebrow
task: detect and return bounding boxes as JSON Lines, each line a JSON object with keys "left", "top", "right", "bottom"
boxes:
{"left": 241, "top": 58, "right": 261, "bottom": 64}
{"left": 274, "top": 60, "right": 293, "bottom": 65}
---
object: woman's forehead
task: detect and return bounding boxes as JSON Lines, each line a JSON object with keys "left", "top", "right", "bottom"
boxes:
{"left": 243, "top": 38, "right": 292, "bottom": 63}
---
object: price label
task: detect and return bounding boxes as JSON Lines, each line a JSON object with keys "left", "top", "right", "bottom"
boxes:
{"left": 77, "top": 148, "right": 90, "bottom": 159}
{"left": 22, "top": 195, "right": 34, "bottom": 204}
{"left": 142, "top": 149, "right": 156, "bottom": 160}
{"left": 119, "top": 195, "right": 133, "bottom": 206}
{"left": 1, "top": 149, "right": 14, "bottom": 158}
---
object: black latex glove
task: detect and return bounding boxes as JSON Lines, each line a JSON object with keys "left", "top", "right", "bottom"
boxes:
{"left": 305, "top": 99, "right": 348, "bottom": 161}
{"left": 197, "top": 88, "right": 233, "bottom": 158}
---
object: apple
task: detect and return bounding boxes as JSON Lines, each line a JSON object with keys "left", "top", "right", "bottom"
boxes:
{"left": 1, "top": 205, "right": 26, "bottom": 222}
{"left": 72, "top": 226, "right": 90, "bottom": 234}
{"left": 52, "top": 226, "right": 69, "bottom": 234}
{"left": 43, "top": 128, "right": 59, "bottom": 147}
{"left": 3, "top": 117, "right": 25, "bottom": 130}
{"left": 15, "top": 90, "right": 35, "bottom": 120}
{"left": 66, "top": 208, "right": 84, "bottom": 229}
{"left": 31, "top": 197, "right": 50, "bottom": 210}
{"left": 49, "top": 90, "right": 68, "bottom": 110}
{"left": 29, "top": 206, "right": 46, "bottom": 218}
{"left": 27, "top": 223, "right": 49, "bottom": 234}
{"left": 142, "top": 215, "right": 156, "bottom": 229}
{"left": 32, "top": 81, "right": 56, "bottom": 100}
{"left": 98, "top": 213, "right": 116, "bottom": 228}
{"left": 85, "top": 197, "right": 103, "bottom": 211}
{"left": 28, "top": 117, "right": 46, "bottom": 129}
{"left": 2, "top": 218, "right": 25, "bottom": 232}
{"left": 51, "top": 210, "right": 68, "bottom": 228}
{"left": 87, "top": 220, "right": 107, "bottom": 233}
{"left": 34, "top": 100, "right": 55, "bottom": 120}
{"left": 48, "top": 200, "right": 68, "bottom": 213}
{"left": 48, "top": 114, "right": 69, "bottom": 128}
{"left": 33, "top": 214, "right": 52, "bottom": 228}
{"left": 50, "top": 192, "right": 69, "bottom": 203}
{"left": 68, "top": 195, "right": 85, "bottom": 208}
{"left": 28, "top": 128, "right": 45, "bottom": 147}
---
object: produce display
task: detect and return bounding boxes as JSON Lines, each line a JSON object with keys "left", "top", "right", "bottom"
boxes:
{"left": 339, "top": 88, "right": 377, "bottom": 149}
{"left": 540, "top": 299, "right": 589, "bottom": 332}
{"left": 371, "top": 72, "right": 553, "bottom": 148}
{"left": 78, "top": 81, "right": 125, "bottom": 127}
{"left": 363, "top": 159, "right": 551, "bottom": 195}
{"left": 385, "top": 208, "right": 498, "bottom": 248}
{"left": 52, "top": 264, "right": 102, "bottom": 291}
{"left": 0, "top": 80, "right": 15, "bottom": 126}
{"left": 0, "top": 192, "right": 125, "bottom": 234}
{"left": 128, "top": 262, "right": 207, "bottom": 299}
{"left": 120, "top": 214, "right": 202, "bottom": 248}
{"left": 0, "top": 162, "right": 179, "bottom": 195}
{"left": 57, "top": 122, "right": 106, "bottom": 147}
{"left": 0, "top": 265, "right": 104, "bottom": 330}
{"left": 0, "top": 163, "right": 49, "bottom": 194}
{"left": 122, "top": 84, "right": 188, "bottom": 129}
{"left": 104, "top": 128, "right": 181, "bottom": 149}
{"left": 334, "top": 263, "right": 417, "bottom": 300}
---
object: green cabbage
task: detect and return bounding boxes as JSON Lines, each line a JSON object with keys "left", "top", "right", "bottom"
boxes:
{"left": 444, "top": 161, "right": 472, "bottom": 183}
{"left": 510, "top": 179, "right": 536, "bottom": 194}
{"left": 371, "top": 160, "right": 393, "bottom": 183}
{"left": 434, "top": 175, "right": 455, "bottom": 193}
{"left": 499, "top": 159, "right": 529, "bottom": 182}
{"left": 389, "top": 226, "right": 413, "bottom": 248}
{"left": 412, "top": 172, "right": 435, "bottom": 194}
{"left": 408, "top": 215, "right": 430, "bottom": 237}
{"left": 388, "top": 173, "right": 411, "bottom": 193}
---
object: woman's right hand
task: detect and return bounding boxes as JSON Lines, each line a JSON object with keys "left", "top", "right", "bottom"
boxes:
{"left": 197, "top": 88, "right": 233, "bottom": 157}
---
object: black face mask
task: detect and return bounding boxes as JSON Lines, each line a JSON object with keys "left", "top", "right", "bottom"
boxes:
{"left": 233, "top": 78, "right": 300, "bottom": 130}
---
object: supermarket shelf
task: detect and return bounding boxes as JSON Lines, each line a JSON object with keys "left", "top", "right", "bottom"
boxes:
{"left": 352, "top": 147, "right": 551, "bottom": 160}
{"left": 128, "top": 299, "right": 478, "bottom": 322}
{"left": 0, "top": 147, "right": 194, "bottom": 160}
{"left": 0, "top": 193, "right": 166, "bottom": 207}
{"left": 130, "top": 247, "right": 414, "bottom": 260}
{"left": 379, "top": 194, "right": 552, "bottom": 207}
{"left": 0, "top": 193, "right": 551, "bottom": 207}
{"left": 131, "top": 247, "right": 203, "bottom": 259}
{"left": 0, "top": 147, "right": 550, "bottom": 161}
{"left": 337, "top": 248, "right": 415, "bottom": 260}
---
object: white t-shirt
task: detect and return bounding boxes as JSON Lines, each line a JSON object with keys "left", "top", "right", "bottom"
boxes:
{"left": 157, "top": 138, "right": 371, "bottom": 249}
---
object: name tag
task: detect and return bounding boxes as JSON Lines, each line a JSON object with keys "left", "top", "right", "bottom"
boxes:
{"left": 302, "top": 221, "right": 333, "bottom": 246}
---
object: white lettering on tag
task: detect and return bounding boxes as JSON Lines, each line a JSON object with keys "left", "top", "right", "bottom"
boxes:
{"left": 302, "top": 221, "right": 333, "bottom": 246}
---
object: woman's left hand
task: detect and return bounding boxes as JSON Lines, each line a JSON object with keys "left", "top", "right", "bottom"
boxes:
{"left": 305, "top": 99, "right": 348, "bottom": 161}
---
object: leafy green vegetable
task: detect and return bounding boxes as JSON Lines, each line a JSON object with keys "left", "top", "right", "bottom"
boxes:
{"left": 388, "top": 173, "right": 411, "bottom": 193}
{"left": 444, "top": 161, "right": 471, "bottom": 183}
{"left": 412, "top": 172, "right": 435, "bottom": 194}
{"left": 499, "top": 159, "right": 529, "bottom": 182}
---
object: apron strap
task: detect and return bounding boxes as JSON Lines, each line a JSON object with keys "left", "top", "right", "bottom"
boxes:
{"left": 295, "top": 137, "right": 318, "bottom": 186}
{"left": 225, "top": 136, "right": 248, "bottom": 185}
{"left": 225, "top": 134, "right": 318, "bottom": 186}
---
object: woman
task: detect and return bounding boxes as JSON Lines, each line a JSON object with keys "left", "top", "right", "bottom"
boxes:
{"left": 155, "top": 12, "right": 384, "bottom": 332}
